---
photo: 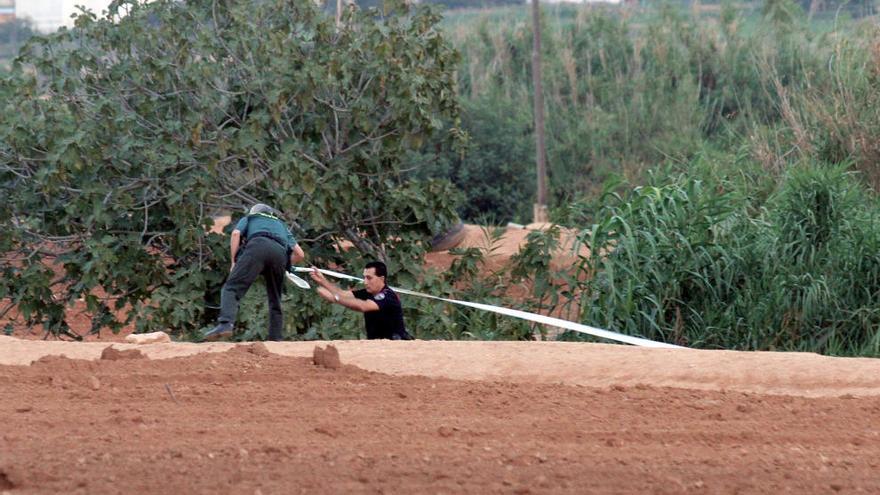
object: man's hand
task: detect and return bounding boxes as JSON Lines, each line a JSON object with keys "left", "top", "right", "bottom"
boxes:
{"left": 309, "top": 267, "right": 328, "bottom": 285}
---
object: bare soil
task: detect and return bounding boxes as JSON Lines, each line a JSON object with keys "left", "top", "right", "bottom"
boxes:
{"left": 2, "top": 337, "right": 879, "bottom": 494}
{"left": 3, "top": 223, "right": 879, "bottom": 493}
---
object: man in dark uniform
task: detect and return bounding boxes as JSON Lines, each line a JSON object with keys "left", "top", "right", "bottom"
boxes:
{"left": 309, "top": 261, "right": 413, "bottom": 340}
{"left": 203, "top": 203, "right": 305, "bottom": 341}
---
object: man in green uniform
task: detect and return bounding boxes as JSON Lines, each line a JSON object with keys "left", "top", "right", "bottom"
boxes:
{"left": 203, "top": 203, "right": 305, "bottom": 341}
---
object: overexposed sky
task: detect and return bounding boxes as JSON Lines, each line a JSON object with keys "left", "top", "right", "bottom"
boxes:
{"left": 16, "top": 0, "right": 114, "bottom": 32}
{"left": 16, "top": 0, "right": 619, "bottom": 32}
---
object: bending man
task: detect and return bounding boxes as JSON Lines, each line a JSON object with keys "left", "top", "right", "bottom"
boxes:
{"left": 310, "top": 261, "right": 413, "bottom": 340}
{"left": 204, "top": 203, "right": 305, "bottom": 341}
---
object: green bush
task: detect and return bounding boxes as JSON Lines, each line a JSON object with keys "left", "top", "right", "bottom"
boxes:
{"left": 425, "top": 2, "right": 843, "bottom": 221}
{"left": 416, "top": 95, "right": 535, "bottom": 224}
{"left": 0, "top": 0, "right": 462, "bottom": 338}
{"left": 566, "top": 161, "right": 880, "bottom": 355}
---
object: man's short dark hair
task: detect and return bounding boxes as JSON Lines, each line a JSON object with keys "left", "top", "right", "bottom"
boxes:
{"left": 365, "top": 261, "right": 387, "bottom": 278}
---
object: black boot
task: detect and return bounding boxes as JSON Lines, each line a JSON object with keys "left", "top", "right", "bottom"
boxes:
{"left": 203, "top": 322, "right": 234, "bottom": 341}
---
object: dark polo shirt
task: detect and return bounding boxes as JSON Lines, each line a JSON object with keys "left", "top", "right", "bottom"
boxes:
{"left": 352, "top": 286, "right": 412, "bottom": 340}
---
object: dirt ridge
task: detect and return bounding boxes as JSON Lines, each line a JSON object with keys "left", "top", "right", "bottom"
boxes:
{"left": 3, "top": 336, "right": 879, "bottom": 398}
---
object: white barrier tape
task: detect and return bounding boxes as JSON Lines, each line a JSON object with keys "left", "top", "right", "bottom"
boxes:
{"left": 285, "top": 271, "right": 311, "bottom": 289}
{"left": 292, "top": 266, "right": 682, "bottom": 349}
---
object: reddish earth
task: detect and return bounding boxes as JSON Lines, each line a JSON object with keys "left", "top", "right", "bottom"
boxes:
{"left": 423, "top": 222, "right": 588, "bottom": 273}
{"left": 2, "top": 337, "right": 879, "bottom": 494}
{"left": 3, "top": 223, "right": 879, "bottom": 493}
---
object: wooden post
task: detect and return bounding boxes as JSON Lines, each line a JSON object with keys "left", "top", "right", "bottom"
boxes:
{"left": 531, "top": 0, "right": 549, "bottom": 224}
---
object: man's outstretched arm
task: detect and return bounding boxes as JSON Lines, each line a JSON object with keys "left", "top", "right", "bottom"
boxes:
{"left": 229, "top": 230, "right": 242, "bottom": 272}
{"left": 311, "top": 268, "right": 379, "bottom": 313}
{"left": 290, "top": 244, "right": 305, "bottom": 266}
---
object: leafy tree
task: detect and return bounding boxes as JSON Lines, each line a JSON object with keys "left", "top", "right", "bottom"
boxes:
{"left": 0, "top": 0, "right": 462, "bottom": 338}
{"left": 320, "top": 0, "right": 522, "bottom": 10}
{"left": 414, "top": 95, "right": 535, "bottom": 223}
{"left": 422, "top": 0, "right": 523, "bottom": 8}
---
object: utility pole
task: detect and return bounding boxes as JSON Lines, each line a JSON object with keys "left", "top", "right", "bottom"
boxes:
{"left": 336, "top": 0, "right": 343, "bottom": 26}
{"left": 531, "top": 0, "right": 549, "bottom": 224}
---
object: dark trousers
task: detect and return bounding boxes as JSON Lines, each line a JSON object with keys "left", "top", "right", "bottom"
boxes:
{"left": 218, "top": 236, "right": 287, "bottom": 341}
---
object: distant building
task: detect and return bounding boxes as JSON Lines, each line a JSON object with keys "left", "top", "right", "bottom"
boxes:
{"left": 10, "top": 0, "right": 113, "bottom": 33}
{"left": 0, "top": 0, "right": 14, "bottom": 24}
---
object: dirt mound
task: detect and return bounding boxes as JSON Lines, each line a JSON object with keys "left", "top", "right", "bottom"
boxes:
{"left": 312, "top": 344, "right": 342, "bottom": 369}
{"left": 4, "top": 337, "right": 880, "bottom": 398}
{"left": 100, "top": 346, "right": 147, "bottom": 361}
{"left": 1, "top": 343, "right": 879, "bottom": 494}
{"left": 30, "top": 354, "right": 79, "bottom": 366}
{"left": 231, "top": 342, "right": 272, "bottom": 358}
{"left": 0, "top": 468, "right": 18, "bottom": 490}
{"left": 425, "top": 223, "right": 589, "bottom": 273}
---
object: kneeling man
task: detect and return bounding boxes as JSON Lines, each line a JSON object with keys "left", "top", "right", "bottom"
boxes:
{"left": 310, "top": 261, "right": 413, "bottom": 340}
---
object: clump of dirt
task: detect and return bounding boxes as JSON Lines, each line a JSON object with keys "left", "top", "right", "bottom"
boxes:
{"left": 29, "top": 354, "right": 97, "bottom": 374}
{"left": 0, "top": 467, "right": 18, "bottom": 489}
{"left": 323, "top": 345, "right": 341, "bottom": 369}
{"left": 100, "top": 346, "right": 147, "bottom": 361}
{"left": 234, "top": 342, "right": 271, "bottom": 357}
{"left": 30, "top": 354, "right": 73, "bottom": 366}
{"left": 312, "top": 344, "right": 341, "bottom": 370}
{"left": 87, "top": 375, "right": 101, "bottom": 391}
{"left": 312, "top": 345, "right": 325, "bottom": 366}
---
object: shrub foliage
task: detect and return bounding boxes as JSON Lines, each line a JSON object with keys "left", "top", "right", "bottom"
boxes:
{"left": 0, "top": 0, "right": 462, "bottom": 337}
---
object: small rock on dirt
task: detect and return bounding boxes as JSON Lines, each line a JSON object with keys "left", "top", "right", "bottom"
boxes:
{"left": 314, "top": 426, "right": 338, "bottom": 438}
{"left": 30, "top": 354, "right": 71, "bottom": 366}
{"left": 322, "top": 345, "right": 341, "bottom": 370}
{"left": 124, "top": 332, "right": 171, "bottom": 345}
{"left": 100, "top": 346, "right": 146, "bottom": 361}
{"left": 0, "top": 467, "right": 18, "bottom": 489}
{"left": 312, "top": 346, "right": 325, "bottom": 366}
{"left": 238, "top": 342, "right": 270, "bottom": 357}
